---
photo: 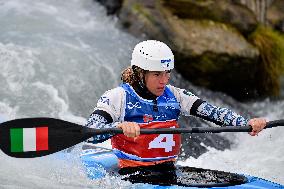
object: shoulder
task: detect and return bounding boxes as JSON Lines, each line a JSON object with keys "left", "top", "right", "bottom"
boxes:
{"left": 96, "top": 86, "right": 126, "bottom": 121}
{"left": 102, "top": 86, "right": 125, "bottom": 96}
{"left": 97, "top": 86, "right": 125, "bottom": 107}
{"left": 166, "top": 85, "right": 200, "bottom": 106}
{"left": 99, "top": 86, "right": 125, "bottom": 101}
{"left": 166, "top": 84, "right": 178, "bottom": 95}
{"left": 167, "top": 85, "right": 197, "bottom": 97}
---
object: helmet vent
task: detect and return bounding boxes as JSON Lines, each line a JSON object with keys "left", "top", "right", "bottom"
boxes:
{"left": 140, "top": 49, "right": 150, "bottom": 56}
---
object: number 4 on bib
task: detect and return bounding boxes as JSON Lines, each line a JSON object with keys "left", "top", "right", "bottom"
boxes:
{"left": 148, "top": 134, "right": 175, "bottom": 152}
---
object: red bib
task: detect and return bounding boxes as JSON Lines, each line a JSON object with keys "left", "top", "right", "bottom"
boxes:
{"left": 111, "top": 120, "right": 181, "bottom": 159}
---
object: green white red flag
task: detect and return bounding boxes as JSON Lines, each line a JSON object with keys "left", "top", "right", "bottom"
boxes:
{"left": 10, "top": 127, "right": 48, "bottom": 152}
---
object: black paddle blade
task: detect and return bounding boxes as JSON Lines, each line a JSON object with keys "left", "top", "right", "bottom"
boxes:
{"left": 0, "top": 118, "right": 92, "bottom": 158}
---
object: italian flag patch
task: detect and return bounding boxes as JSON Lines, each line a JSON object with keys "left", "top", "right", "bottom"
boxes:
{"left": 10, "top": 127, "right": 49, "bottom": 152}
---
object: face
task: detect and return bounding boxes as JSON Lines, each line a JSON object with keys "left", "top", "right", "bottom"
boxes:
{"left": 144, "top": 70, "right": 171, "bottom": 96}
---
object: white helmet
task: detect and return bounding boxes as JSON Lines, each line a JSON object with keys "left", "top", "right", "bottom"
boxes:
{"left": 131, "top": 40, "right": 174, "bottom": 71}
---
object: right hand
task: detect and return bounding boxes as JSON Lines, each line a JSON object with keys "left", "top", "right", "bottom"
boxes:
{"left": 117, "top": 122, "right": 140, "bottom": 138}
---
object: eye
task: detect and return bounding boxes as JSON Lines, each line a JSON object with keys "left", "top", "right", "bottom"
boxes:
{"left": 152, "top": 72, "right": 160, "bottom": 76}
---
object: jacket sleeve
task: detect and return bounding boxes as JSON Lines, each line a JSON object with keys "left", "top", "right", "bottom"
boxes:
{"left": 168, "top": 85, "right": 248, "bottom": 126}
{"left": 85, "top": 87, "right": 125, "bottom": 144}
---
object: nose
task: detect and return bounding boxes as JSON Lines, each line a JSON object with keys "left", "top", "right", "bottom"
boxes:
{"left": 159, "top": 72, "right": 170, "bottom": 84}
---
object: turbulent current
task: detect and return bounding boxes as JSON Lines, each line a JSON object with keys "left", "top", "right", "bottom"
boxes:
{"left": 0, "top": 0, "right": 283, "bottom": 188}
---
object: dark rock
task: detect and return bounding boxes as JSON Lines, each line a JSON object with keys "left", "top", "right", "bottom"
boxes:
{"left": 267, "top": 0, "right": 284, "bottom": 33}
{"left": 162, "top": 0, "right": 258, "bottom": 36}
{"left": 95, "top": 0, "right": 123, "bottom": 15}
{"left": 275, "top": 20, "right": 284, "bottom": 33}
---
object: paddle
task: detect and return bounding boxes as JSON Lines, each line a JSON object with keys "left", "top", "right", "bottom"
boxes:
{"left": 0, "top": 117, "right": 283, "bottom": 158}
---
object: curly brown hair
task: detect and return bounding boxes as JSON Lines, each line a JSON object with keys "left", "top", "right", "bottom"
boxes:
{"left": 121, "top": 65, "right": 147, "bottom": 86}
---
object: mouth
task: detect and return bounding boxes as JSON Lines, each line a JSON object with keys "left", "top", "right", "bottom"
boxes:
{"left": 157, "top": 87, "right": 165, "bottom": 91}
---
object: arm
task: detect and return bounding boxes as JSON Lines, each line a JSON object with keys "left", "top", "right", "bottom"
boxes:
{"left": 168, "top": 85, "right": 248, "bottom": 126}
{"left": 85, "top": 87, "right": 125, "bottom": 143}
{"left": 169, "top": 85, "right": 266, "bottom": 135}
{"left": 195, "top": 103, "right": 266, "bottom": 135}
{"left": 85, "top": 110, "right": 118, "bottom": 144}
{"left": 192, "top": 101, "right": 248, "bottom": 127}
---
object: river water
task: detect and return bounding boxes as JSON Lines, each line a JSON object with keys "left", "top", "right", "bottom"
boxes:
{"left": 0, "top": 0, "right": 283, "bottom": 188}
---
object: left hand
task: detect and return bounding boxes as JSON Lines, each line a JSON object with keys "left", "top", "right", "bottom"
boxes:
{"left": 248, "top": 118, "right": 267, "bottom": 136}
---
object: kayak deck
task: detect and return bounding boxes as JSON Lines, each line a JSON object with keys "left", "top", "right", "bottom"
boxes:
{"left": 80, "top": 144, "right": 284, "bottom": 188}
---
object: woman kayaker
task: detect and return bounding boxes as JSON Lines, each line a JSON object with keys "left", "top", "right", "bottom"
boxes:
{"left": 85, "top": 40, "right": 266, "bottom": 175}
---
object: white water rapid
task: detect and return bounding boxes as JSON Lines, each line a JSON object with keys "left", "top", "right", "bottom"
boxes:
{"left": 0, "top": 0, "right": 283, "bottom": 188}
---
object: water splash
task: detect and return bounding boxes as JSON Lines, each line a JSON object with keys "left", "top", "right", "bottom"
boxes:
{"left": 0, "top": 0, "right": 283, "bottom": 188}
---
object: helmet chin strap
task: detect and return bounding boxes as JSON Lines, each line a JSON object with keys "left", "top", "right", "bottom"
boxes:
{"left": 135, "top": 77, "right": 157, "bottom": 100}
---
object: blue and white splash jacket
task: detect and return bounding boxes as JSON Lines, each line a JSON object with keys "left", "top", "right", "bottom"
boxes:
{"left": 85, "top": 83, "right": 248, "bottom": 163}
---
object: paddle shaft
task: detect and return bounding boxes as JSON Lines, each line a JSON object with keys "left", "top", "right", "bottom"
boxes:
{"left": 87, "top": 119, "right": 283, "bottom": 135}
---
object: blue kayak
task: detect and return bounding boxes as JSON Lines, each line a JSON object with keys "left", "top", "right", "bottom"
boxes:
{"left": 80, "top": 144, "right": 284, "bottom": 188}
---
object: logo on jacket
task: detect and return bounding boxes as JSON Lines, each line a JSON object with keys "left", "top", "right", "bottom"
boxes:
{"left": 183, "top": 90, "right": 195, "bottom": 97}
{"left": 143, "top": 114, "right": 153, "bottom": 123}
{"left": 99, "top": 96, "right": 110, "bottom": 105}
{"left": 165, "top": 104, "right": 177, "bottom": 110}
{"left": 127, "top": 102, "right": 141, "bottom": 109}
